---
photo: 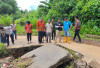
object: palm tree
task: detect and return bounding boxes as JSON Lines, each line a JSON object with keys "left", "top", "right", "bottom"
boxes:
{"left": 38, "top": 0, "right": 54, "bottom": 9}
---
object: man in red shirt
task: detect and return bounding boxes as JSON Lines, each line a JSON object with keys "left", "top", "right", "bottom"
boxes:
{"left": 37, "top": 17, "right": 45, "bottom": 44}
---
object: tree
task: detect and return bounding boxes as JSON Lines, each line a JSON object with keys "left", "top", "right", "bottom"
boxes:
{"left": 0, "top": 0, "right": 18, "bottom": 14}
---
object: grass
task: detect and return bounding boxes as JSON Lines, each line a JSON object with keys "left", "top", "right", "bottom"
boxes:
{"left": 65, "top": 62, "right": 74, "bottom": 68}
{"left": 0, "top": 43, "right": 10, "bottom": 58}
{"left": 69, "top": 28, "right": 100, "bottom": 41}
{"left": 58, "top": 61, "right": 74, "bottom": 68}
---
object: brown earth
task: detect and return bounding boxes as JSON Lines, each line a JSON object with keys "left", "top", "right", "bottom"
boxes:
{"left": 8, "top": 36, "right": 100, "bottom": 64}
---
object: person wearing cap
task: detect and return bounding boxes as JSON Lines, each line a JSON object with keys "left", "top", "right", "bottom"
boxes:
{"left": 11, "top": 21, "right": 17, "bottom": 40}
{"left": 37, "top": 17, "right": 45, "bottom": 44}
{"left": 63, "top": 17, "right": 72, "bottom": 43}
{"left": 45, "top": 19, "right": 52, "bottom": 43}
{"left": 55, "top": 18, "right": 63, "bottom": 43}
{"left": 25, "top": 21, "right": 33, "bottom": 44}
{"left": 73, "top": 16, "right": 81, "bottom": 43}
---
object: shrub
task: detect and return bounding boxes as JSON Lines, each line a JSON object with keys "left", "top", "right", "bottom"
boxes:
{"left": 0, "top": 43, "right": 9, "bottom": 57}
{"left": 15, "top": 18, "right": 26, "bottom": 26}
{"left": 0, "top": 15, "right": 13, "bottom": 26}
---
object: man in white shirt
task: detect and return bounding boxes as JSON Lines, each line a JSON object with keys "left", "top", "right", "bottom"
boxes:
{"left": 45, "top": 20, "right": 52, "bottom": 43}
{"left": 11, "top": 21, "right": 17, "bottom": 39}
{"left": 4, "top": 26, "right": 14, "bottom": 46}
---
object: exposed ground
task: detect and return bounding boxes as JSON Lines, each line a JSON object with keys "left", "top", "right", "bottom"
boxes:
{"left": 8, "top": 36, "right": 100, "bottom": 64}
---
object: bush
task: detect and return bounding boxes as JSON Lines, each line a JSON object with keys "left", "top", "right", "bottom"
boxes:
{"left": 0, "top": 43, "right": 9, "bottom": 57}
{"left": 16, "top": 24, "right": 26, "bottom": 35}
{"left": 15, "top": 18, "right": 26, "bottom": 26}
{"left": 0, "top": 15, "right": 13, "bottom": 26}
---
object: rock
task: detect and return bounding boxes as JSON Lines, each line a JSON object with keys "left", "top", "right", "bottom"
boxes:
{"left": 21, "top": 44, "right": 71, "bottom": 68}
{"left": 88, "top": 60, "right": 100, "bottom": 68}
{"left": 74, "top": 59, "right": 87, "bottom": 68}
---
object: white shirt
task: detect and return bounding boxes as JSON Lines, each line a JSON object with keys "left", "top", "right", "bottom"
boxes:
{"left": 45, "top": 23, "right": 52, "bottom": 33}
{"left": 4, "top": 26, "right": 13, "bottom": 35}
{"left": 11, "top": 24, "right": 16, "bottom": 31}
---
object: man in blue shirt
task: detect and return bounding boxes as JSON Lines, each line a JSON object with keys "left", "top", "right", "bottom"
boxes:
{"left": 64, "top": 17, "right": 72, "bottom": 43}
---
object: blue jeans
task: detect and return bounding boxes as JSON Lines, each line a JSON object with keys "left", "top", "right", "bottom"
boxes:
{"left": 64, "top": 30, "right": 70, "bottom": 37}
{"left": 13, "top": 30, "right": 17, "bottom": 39}
{"left": 46, "top": 33, "right": 51, "bottom": 42}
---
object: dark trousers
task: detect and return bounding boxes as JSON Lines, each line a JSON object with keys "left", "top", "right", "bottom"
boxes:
{"left": 5, "top": 34, "right": 14, "bottom": 46}
{"left": 52, "top": 30, "right": 56, "bottom": 40}
{"left": 1, "top": 34, "right": 6, "bottom": 43}
{"left": 27, "top": 33, "right": 32, "bottom": 41}
{"left": 38, "top": 31, "right": 43, "bottom": 43}
{"left": 73, "top": 30, "right": 81, "bottom": 42}
{"left": 13, "top": 30, "right": 17, "bottom": 39}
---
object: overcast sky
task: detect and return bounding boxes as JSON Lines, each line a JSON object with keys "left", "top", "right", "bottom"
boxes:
{"left": 15, "top": 0, "right": 45, "bottom": 11}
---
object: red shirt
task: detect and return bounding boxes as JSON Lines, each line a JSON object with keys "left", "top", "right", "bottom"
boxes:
{"left": 25, "top": 24, "right": 33, "bottom": 33}
{"left": 37, "top": 20, "right": 45, "bottom": 31}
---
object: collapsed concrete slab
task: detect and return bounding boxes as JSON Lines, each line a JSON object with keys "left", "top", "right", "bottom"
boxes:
{"left": 21, "top": 44, "right": 71, "bottom": 68}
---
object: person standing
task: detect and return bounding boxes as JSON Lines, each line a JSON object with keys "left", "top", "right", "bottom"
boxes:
{"left": 11, "top": 21, "right": 17, "bottom": 40}
{"left": 37, "top": 17, "right": 45, "bottom": 44}
{"left": 73, "top": 16, "right": 81, "bottom": 43}
{"left": 52, "top": 18, "right": 56, "bottom": 40}
{"left": 25, "top": 21, "right": 33, "bottom": 44}
{"left": 55, "top": 18, "right": 63, "bottom": 43}
{"left": 4, "top": 26, "right": 14, "bottom": 46}
{"left": 0, "top": 24, "right": 6, "bottom": 43}
{"left": 45, "top": 20, "right": 52, "bottom": 43}
{"left": 64, "top": 17, "right": 72, "bottom": 44}
{"left": 42, "top": 27, "right": 46, "bottom": 42}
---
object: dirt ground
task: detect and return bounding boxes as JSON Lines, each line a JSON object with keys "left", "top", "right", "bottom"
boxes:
{"left": 71, "top": 37, "right": 100, "bottom": 47}
{"left": 8, "top": 36, "right": 100, "bottom": 64}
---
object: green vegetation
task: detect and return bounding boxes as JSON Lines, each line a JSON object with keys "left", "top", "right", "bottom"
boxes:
{"left": 58, "top": 61, "right": 74, "bottom": 68}
{"left": 0, "top": 43, "right": 9, "bottom": 57}
{"left": 38, "top": 0, "right": 100, "bottom": 35}
{"left": 0, "top": 0, "right": 99, "bottom": 37}
{"left": 0, "top": 0, "right": 17, "bottom": 14}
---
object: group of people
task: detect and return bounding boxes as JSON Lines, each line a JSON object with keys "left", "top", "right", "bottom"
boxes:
{"left": 36, "top": 16, "right": 81, "bottom": 44}
{"left": 0, "top": 16, "right": 81, "bottom": 46}
{"left": 0, "top": 21, "right": 17, "bottom": 46}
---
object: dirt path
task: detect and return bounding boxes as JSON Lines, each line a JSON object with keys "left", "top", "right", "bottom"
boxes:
{"left": 8, "top": 36, "right": 100, "bottom": 64}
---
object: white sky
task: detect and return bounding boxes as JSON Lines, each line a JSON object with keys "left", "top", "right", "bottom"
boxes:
{"left": 15, "top": 0, "right": 45, "bottom": 11}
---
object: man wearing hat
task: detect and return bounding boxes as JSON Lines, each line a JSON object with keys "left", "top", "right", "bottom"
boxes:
{"left": 63, "top": 17, "right": 72, "bottom": 43}
{"left": 55, "top": 18, "right": 63, "bottom": 43}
